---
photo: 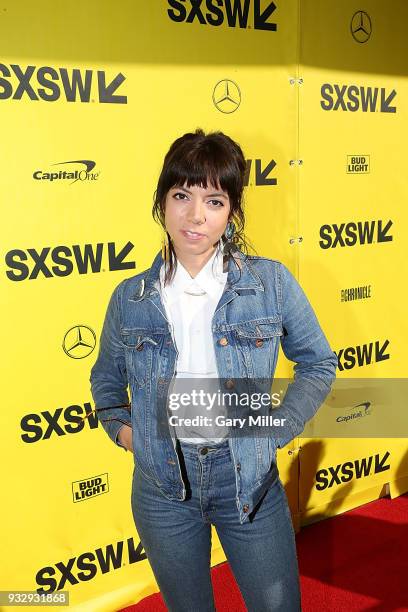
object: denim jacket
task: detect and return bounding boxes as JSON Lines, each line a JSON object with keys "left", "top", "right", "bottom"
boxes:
{"left": 90, "top": 249, "right": 337, "bottom": 524}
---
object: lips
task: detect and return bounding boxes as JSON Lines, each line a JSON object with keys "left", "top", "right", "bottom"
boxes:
{"left": 181, "top": 229, "right": 206, "bottom": 237}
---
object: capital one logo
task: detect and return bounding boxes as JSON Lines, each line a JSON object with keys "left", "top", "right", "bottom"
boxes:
{"left": 34, "top": 160, "right": 100, "bottom": 184}
{"left": 336, "top": 402, "right": 372, "bottom": 423}
{"left": 168, "top": 0, "right": 277, "bottom": 30}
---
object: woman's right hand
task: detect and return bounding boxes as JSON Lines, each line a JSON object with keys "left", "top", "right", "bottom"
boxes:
{"left": 118, "top": 424, "right": 133, "bottom": 452}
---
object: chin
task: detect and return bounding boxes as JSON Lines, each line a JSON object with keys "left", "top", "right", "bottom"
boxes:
{"left": 174, "top": 241, "right": 211, "bottom": 254}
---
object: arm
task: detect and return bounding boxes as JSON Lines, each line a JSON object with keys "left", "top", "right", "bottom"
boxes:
{"left": 274, "top": 262, "right": 338, "bottom": 448}
{"left": 90, "top": 280, "right": 132, "bottom": 451}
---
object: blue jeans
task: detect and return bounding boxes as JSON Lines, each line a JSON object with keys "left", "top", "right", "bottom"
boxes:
{"left": 131, "top": 438, "right": 301, "bottom": 611}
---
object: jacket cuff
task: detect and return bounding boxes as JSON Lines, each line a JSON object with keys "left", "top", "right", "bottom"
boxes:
{"left": 273, "top": 372, "right": 336, "bottom": 446}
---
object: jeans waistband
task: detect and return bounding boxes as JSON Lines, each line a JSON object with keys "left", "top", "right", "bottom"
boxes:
{"left": 178, "top": 438, "right": 230, "bottom": 456}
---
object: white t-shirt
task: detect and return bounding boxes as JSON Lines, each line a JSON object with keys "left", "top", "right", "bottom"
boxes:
{"left": 157, "top": 246, "right": 229, "bottom": 444}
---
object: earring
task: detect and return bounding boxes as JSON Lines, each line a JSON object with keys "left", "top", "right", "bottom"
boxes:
{"left": 222, "top": 220, "right": 237, "bottom": 272}
{"left": 225, "top": 220, "right": 236, "bottom": 240}
{"left": 161, "top": 230, "right": 170, "bottom": 263}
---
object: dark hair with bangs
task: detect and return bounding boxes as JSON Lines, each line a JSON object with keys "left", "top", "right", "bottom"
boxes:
{"left": 152, "top": 128, "right": 255, "bottom": 285}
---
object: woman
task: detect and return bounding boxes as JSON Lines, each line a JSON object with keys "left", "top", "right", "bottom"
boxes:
{"left": 90, "top": 129, "right": 338, "bottom": 611}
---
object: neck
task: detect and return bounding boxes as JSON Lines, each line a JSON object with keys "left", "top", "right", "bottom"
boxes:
{"left": 173, "top": 245, "right": 217, "bottom": 278}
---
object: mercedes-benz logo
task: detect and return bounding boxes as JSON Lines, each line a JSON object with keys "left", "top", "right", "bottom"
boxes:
{"left": 212, "top": 79, "right": 241, "bottom": 114}
{"left": 351, "top": 10, "right": 372, "bottom": 43}
{"left": 63, "top": 325, "right": 96, "bottom": 359}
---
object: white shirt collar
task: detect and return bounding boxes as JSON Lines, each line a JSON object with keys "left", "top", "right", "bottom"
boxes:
{"left": 159, "top": 247, "right": 227, "bottom": 305}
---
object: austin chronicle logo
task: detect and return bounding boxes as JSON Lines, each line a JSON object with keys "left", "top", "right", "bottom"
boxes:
{"left": 63, "top": 326, "right": 96, "bottom": 359}
{"left": 351, "top": 11, "right": 372, "bottom": 43}
{"left": 212, "top": 80, "right": 241, "bottom": 113}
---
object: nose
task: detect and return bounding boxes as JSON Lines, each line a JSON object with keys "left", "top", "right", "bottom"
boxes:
{"left": 186, "top": 199, "right": 206, "bottom": 225}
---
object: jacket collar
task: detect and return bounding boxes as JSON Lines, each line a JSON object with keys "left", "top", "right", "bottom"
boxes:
{"left": 132, "top": 247, "right": 264, "bottom": 302}
{"left": 159, "top": 246, "right": 226, "bottom": 303}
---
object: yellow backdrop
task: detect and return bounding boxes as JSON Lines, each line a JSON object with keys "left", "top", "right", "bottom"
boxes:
{"left": 1, "top": 1, "right": 406, "bottom": 609}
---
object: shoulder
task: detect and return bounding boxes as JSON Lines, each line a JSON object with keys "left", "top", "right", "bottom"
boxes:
{"left": 245, "top": 253, "right": 282, "bottom": 266}
{"left": 240, "top": 253, "right": 298, "bottom": 296}
{"left": 246, "top": 253, "right": 294, "bottom": 272}
{"left": 242, "top": 252, "right": 287, "bottom": 276}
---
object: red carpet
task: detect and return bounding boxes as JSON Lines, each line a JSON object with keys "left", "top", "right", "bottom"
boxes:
{"left": 122, "top": 492, "right": 408, "bottom": 611}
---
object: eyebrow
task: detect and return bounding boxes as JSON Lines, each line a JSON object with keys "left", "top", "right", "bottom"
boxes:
{"left": 174, "top": 186, "right": 229, "bottom": 199}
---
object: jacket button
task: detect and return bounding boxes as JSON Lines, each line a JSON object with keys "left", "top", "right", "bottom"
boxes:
{"left": 219, "top": 337, "right": 228, "bottom": 346}
{"left": 255, "top": 338, "right": 264, "bottom": 347}
{"left": 136, "top": 344, "right": 144, "bottom": 351}
{"left": 225, "top": 379, "right": 234, "bottom": 389}
{"left": 243, "top": 504, "right": 249, "bottom": 513}
{"left": 200, "top": 447, "right": 208, "bottom": 455}
{"left": 236, "top": 463, "right": 241, "bottom": 471}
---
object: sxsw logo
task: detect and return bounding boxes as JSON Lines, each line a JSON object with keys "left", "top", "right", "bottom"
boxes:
{"left": 36, "top": 537, "right": 147, "bottom": 592}
{"left": 21, "top": 402, "right": 100, "bottom": 443}
{"left": 319, "top": 219, "right": 393, "bottom": 249}
{"left": 316, "top": 452, "right": 390, "bottom": 490}
{"left": 0, "top": 64, "right": 127, "bottom": 103}
{"left": 336, "top": 339, "right": 390, "bottom": 371}
{"left": 321, "top": 84, "right": 396, "bottom": 113}
{"left": 72, "top": 474, "right": 109, "bottom": 502}
{"left": 168, "top": 0, "right": 277, "bottom": 30}
{"left": 244, "top": 158, "right": 277, "bottom": 185}
{"left": 5, "top": 241, "right": 136, "bottom": 281}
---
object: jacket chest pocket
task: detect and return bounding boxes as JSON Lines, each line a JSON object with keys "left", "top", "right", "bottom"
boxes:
{"left": 233, "top": 319, "right": 283, "bottom": 378}
{"left": 120, "top": 328, "right": 165, "bottom": 388}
